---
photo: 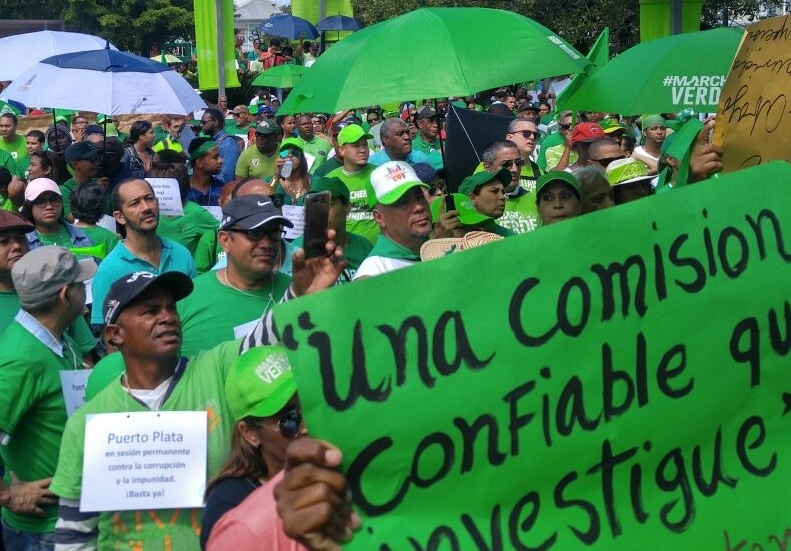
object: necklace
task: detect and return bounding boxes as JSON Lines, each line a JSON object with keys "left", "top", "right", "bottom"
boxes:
{"left": 280, "top": 178, "right": 306, "bottom": 202}
{"left": 221, "top": 269, "right": 276, "bottom": 306}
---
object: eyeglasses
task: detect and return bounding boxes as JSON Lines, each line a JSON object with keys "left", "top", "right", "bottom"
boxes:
{"left": 512, "top": 130, "right": 539, "bottom": 140}
{"left": 271, "top": 405, "right": 303, "bottom": 439}
{"left": 225, "top": 227, "right": 285, "bottom": 242}
{"left": 279, "top": 148, "right": 303, "bottom": 158}
{"left": 591, "top": 155, "right": 626, "bottom": 167}
{"left": 200, "top": 119, "right": 212, "bottom": 125}
{"left": 32, "top": 195, "right": 62, "bottom": 207}
{"left": 367, "top": 117, "right": 380, "bottom": 124}
{"left": 499, "top": 159, "right": 525, "bottom": 169}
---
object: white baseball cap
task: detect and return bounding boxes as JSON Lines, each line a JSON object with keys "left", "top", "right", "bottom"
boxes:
{"left": 368, "top": 161, "right": 428, "bottom": 207}
{"left": 24, "top": 178, "right": 61, "bottom": 202}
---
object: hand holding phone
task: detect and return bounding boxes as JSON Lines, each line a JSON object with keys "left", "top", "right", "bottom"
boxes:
{"left": 302, "top": 191, "right": 331, "bottom": 258}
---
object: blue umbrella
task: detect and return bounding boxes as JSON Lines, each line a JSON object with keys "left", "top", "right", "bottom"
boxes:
{"left": 258, "top": 15, "right": 319, "bottom": 40}
{"left": 315, "top": 15, "right": 363, "bottom": 32}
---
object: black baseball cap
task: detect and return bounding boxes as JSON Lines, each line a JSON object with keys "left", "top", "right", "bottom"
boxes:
{"left": 220, "top": 194, "right": 294, "bottom": 231}
{"left": 103, "top": 271, "right": 193, "bottom": 325}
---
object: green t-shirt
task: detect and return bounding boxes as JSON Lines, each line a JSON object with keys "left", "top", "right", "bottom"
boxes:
{"left": 157, "top": 202, "right": 220, "bottom": 256}
{"left": 292, "top": 231, "right": 372, "bottom": 283}
{"left": 0, "top": 149, "right": 21, "bottom": 178}
{"left": 0, "top": 135, "right": 28, "bottom": 171}
{"left": 177, "top": 270, "right": 291, "bottom": 356}
{"left": 36, "top": 225, "right": 74, "bottom": 248}
{"left": 85, "top": 351, "right": 124, "bottom": 402}
{"left": 234, "top": 144, "right": 278, "bottom": 180}
{"left": 0, "top": 291, "right": 97, "bottom": 354}
{"left": 500, "top": 193, "right": 539, "bottom": 234}
{"left": 224, "top": 121, "right": 254, "bottom": 137}
{"left": 77, "top": 225, "right": 119, "bottom": 257}
{"left": 313, "top": 155, "right": 342, "bottom": 178}
{"left": 193, "top": 230, "right": 223, "bottom": 274}
{"left": 326, "top": 165, "right": 379, "bottom": 244}
{"left": 298, "top": 135, "right": 332, "bottom": 174}
{"left": 0, "top": 322, "right": 83, "bottom": 533}
{"left": 50, "top": 340, "right": 240, "bottom": 551}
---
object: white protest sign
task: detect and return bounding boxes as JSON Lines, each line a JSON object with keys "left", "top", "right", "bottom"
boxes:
{"left": 204, "top": 206, "right": 223, "bottom": 223}
{"left": 80, "top": 410, "right": 207, "bottom": 512}
{"left": 96, "top": 215, "right": 117, "bottom": 234}
{"left": 84, "top": 277, "right": 93, "bottom": 305}
{"left": 304, "top": 151, "right": 316, "bottom": 171}
{"left": 233, "top": 319, "right": 259, "bottom": 339}
{"left": 282, "top": 205, "right": 304, "bottom": 239}
{"left": 59, "top": 369, "right": 91, "bottom": 417}
{"left": 145, "top": 178, "right": 184, "bottom": 216}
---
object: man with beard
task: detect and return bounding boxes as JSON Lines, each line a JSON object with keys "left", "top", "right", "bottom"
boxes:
{"left": 631, "top": 115, "right": 666, "bottom": 174}
{"left": 235, "top": 120, "right": 281, "bottom": 181}
{"left": 89, "top": 178, "right": 196, "bottom": 326}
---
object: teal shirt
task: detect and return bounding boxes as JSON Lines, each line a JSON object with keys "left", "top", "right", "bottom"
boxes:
{"left": 89, "top": 238, "right": 197, "bottom": 324}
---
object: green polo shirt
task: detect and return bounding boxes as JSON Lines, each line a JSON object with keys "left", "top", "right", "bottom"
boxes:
{"left": 298, "top": 135, "right": 332, "bottom": 174}
{"left": 235, "top": 144, "right": 278, "bottom": 181}
{"left": 157, "top": 201, "right": 220, "bottom": 256}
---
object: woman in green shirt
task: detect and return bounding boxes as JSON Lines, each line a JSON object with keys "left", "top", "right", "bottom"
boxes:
{"left": 69, "top": 182, "right": 118, "bottom": 258}
{"left": 269, "top": 137, "right": 313, "bottom": 206}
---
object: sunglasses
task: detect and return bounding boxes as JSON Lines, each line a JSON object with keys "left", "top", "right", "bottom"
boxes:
{"left": 367, "top": 117, "right": 380, "bottom": 124}
{"left": 512, "top": 130, "right": 539, "bottom": 140}
{"left": 279, "top": 148, "right": 303, "bottom": 158}
{"left": 559, "top": 123, "right": 572, "bottom": 130}
{"left": 33, "top": 195, "right": 62, "bottom": 207}
{"left": 591, "top": 155, "right": 626, "bottom": 167}
{"left": 499, "top": 159, "right": 525, "bottom": 169}
{"left": 271, "top": 405, "right": 303, "bottom": 439}
{"left": 225, "top": 227, "right": 285, "bottom": 242}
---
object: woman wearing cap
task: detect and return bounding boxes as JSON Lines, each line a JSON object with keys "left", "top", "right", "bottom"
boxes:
{"left": 535, "top": 171, "right": 582, "bottom": 226}
{"left": 22, "top": 177, "right": 94, "bottom": 251}
{"left": 202, "top": 346, "right": 305, "bottom": 549}
{"left": 457, "top": 169, "right": 515, "bottom": 237}
{"left": 124, "top": 121, "right": 156, "bottom": 178}
{"left": 270, "top": 137, "right": 313, "bottom": 206}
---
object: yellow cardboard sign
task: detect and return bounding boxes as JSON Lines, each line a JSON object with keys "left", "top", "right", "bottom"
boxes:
{"left": 713, "top": 15, "right": 791, "bottom": 172}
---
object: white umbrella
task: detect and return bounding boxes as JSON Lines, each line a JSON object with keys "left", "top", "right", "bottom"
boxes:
{"left": 0, "top": 47, "right": 205, "bottom": 116}
{"left": 0, "top": 30, "right": 118, "bottom": 81}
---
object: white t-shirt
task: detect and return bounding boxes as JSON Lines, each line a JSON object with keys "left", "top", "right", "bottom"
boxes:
{"left": 353, "top": 256, "right": 417, "bottom": 280}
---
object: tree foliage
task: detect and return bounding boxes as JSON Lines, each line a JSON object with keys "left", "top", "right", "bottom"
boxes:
{"left": 63, "top": 0, "right": 194, "bottom": 54}
{"left": 350, "top": 0, "right": 784, "bottom": 58}
{"left": 0, "top": 0, "right": 194, "bottom": 55}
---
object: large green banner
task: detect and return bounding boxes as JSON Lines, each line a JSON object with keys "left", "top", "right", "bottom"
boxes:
{"left": 274, "top": 161, "right": 791, "bottom": 550}
{"left": 194, "top": 0, "right": 240, "bottom": 90}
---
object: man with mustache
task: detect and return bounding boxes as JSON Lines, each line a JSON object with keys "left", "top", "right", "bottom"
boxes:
{"left": 177, "top": 195, "right": 293, "bottom": 356}
{"left": 89, "top": 178, "right": 196, "bottom": 327}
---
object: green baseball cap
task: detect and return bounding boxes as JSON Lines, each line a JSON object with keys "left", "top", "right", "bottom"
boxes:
{"left": 225, "top": 346, "right": 297, "bottom": 421}
{"left": 535, "top": 171, "right": 580, "bottom": 199}
{"left": 430, "top": 193, "right": 492, "bottom": 226}
{"left": 311, "top": 176, "right": 350, "bottom": 203}
{"left": 457, "top": 168, "right": 511, "bottom": 196}
{"left": 255, "top": 119, "right": 280, "bottom": 135}
{"left": 279, "top": 136, "right": 304, "bottom": 153}
{"left": 605, "top": 158, "right": 653, "bottom": 187}
{"left": 337, "top": 123, "right": 373, "bottom": 146}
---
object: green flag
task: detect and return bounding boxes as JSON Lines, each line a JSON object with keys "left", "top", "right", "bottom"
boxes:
{"left": 194, "top": 0, "right": 239, "bottom": 90}
{"left": 587, "top": 27, "right": 610, "bottom": 68}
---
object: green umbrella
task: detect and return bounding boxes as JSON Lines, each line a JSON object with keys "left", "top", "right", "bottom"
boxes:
{"left": 557, "top": 27, "right": 744, "bottom": 114}
{"left": 151, "top": 53, "right": 183, "bottom": 64}
{"left": 280, "top": 7, "right": 590, "bottom": 114}
{"left": 251, "top": 64, "right": 307, "bottom": 89}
